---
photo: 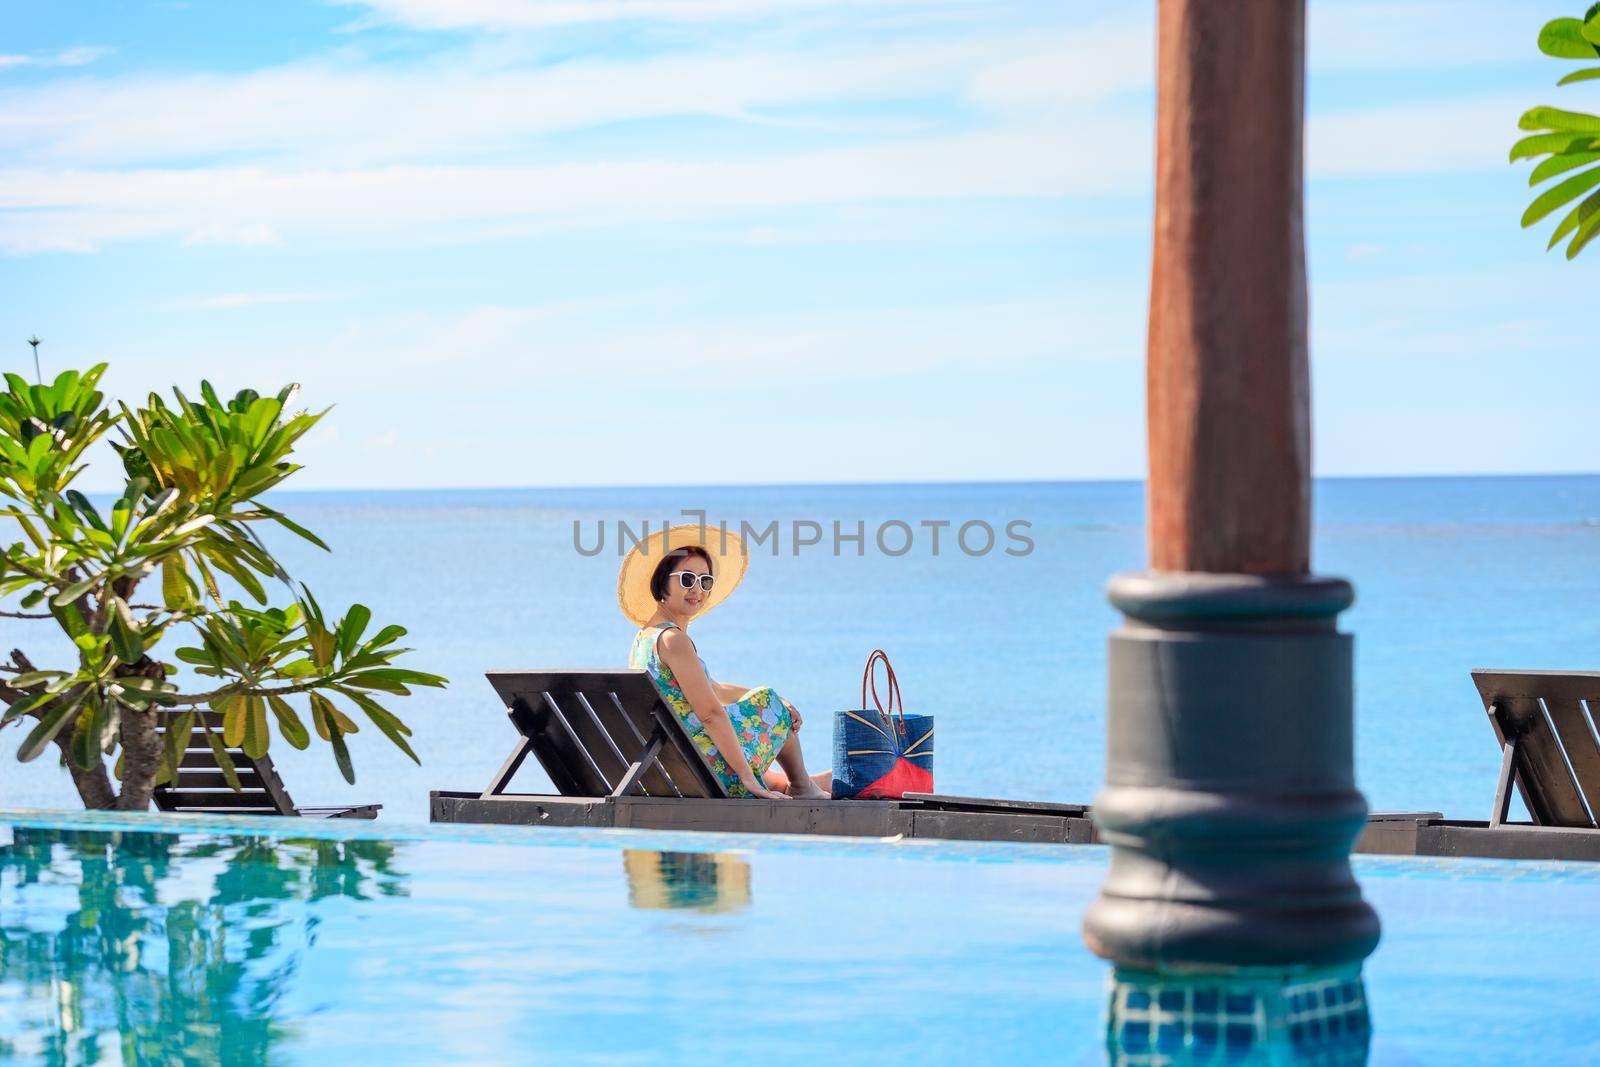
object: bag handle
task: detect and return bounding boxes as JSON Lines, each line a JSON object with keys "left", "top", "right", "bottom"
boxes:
{"left": 860, "top": 648, "right": 907, "bottom": 736}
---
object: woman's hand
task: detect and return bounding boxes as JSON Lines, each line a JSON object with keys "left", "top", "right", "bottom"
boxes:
{"left": 781, "top": 698, "right": 803, "bottom": 731}
{"left": 741, "top": 776, "right": 791, "bottom": 801}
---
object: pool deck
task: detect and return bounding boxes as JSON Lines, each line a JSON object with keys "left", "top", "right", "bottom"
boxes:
{"left": 429, "top": 790, "right": 1600, "bottom": 862}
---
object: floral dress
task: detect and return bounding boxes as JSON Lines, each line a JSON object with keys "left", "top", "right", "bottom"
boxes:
{"left": 629, "top": 621, "right": 793, "bottom": 798}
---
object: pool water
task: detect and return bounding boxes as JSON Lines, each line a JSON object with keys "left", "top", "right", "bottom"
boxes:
{"left": 1, "top": 811, "right": 1597, "bottom": 1066}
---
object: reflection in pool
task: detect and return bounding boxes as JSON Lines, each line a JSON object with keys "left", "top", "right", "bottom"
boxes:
{"left": 622, "top": 849, "right": 751, "bottom": 913}
{"left": 0, "top": 825, "right": 405, "bottom": 1066}
{"left": 3, "top": 813, "right": 1600, "bottom": 1065}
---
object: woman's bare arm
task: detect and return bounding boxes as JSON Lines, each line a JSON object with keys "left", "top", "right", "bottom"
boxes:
{"left": 657, "top": 630, "right": 788, "bottom": 800}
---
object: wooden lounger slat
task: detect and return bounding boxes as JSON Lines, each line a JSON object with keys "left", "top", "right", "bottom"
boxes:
{"left": 174, "top": 769, "right": 265, "bottom": 789}
{"left": 1542, "top": 697, "right": 1600, "bottom": 824}
{"left": 158, "top": 790, "right": 278, "bottom": 809}
{"left": 1473, "top": 670, "right": 1600, "bottom": 829}
{"left": 541, "top": 691, "right": 614, "bottom": 792}
{"left": 151, "top": 701, "right": 379, "bottom": 820}
{"left": 485, "top": 669, "right": 726, "bottom": 802}
{"left": 602, "top": 689, "right": 680, "bottom": 798}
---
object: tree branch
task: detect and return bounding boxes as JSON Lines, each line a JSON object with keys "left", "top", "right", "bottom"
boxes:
{"left": 163, "top": 677, "right": 333, "bottom": 706}
{"left": 0, "top": 602, "right": 164, "bottom": 619}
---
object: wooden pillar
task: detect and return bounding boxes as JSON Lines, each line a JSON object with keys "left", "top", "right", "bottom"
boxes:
{"left": 1147, "top": 0, "right": 1310, "bottom": 576}
{"left": 1084, "top": 2, "right": 1379, "bottom": 1056}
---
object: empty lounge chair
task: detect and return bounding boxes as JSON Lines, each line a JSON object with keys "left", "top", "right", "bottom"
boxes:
{"left": 1473, "top": 668, "right": 1600, "bottom": 830}
{"left": 152, "top": 710, "right": 380, "bottom": 819}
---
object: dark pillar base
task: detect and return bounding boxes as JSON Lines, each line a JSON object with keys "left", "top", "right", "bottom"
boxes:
{"left": 1083, "top": 572, "right": 1381, "bottom": 971}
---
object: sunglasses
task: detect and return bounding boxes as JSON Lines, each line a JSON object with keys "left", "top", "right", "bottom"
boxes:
{"left": 668, "top": 570, "right": 715, "bottom": 592}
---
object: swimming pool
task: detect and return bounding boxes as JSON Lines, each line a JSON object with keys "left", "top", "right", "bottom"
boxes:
{"left": 1, "top": 810, "right": 1595, "bottom": 1065}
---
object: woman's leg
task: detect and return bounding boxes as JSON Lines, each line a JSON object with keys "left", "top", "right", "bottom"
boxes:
{"left": 774, "top": 729, "right": 829, "bottom": 799}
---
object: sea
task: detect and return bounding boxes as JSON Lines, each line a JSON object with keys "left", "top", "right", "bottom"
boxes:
{"left": 2, "top": 475, "right": 1598, "bottom": 824}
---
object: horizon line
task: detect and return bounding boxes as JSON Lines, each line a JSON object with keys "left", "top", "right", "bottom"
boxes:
{"left": 218, "top": 470, "right": 1600, "bottom": 495}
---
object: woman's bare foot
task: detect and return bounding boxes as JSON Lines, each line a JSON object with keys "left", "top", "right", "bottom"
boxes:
{"left": 787, "top": 777, "right": 831, "bottom": 800}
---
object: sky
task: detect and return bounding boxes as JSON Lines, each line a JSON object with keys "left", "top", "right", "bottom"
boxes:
{"left": 1, "top": 0, "right": 1596, "bottom": 489}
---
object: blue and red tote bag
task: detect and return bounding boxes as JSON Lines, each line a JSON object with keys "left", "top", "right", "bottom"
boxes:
{"left": 831, "top": 649, "right": 934, "bottom": 799}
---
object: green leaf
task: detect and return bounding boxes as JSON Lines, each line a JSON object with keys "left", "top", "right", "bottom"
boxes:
{"left": 2, "top": 689, "right": 57, "bottom": 723}
{"left": 65, "top": 490, "right": 107, "bottom": 532}
{"left": 1566, "top": 203, "right": 1600, "bottom": 258}
{"left": 241, "top": 694, "right": 269, "bottom": 760}
{"left": 327, "top": 723, "right": 355, "bottom": 785}
{"left": 259, "top": 507, "right": 330, "bottom": 551}
{"left": 1539, "top": 17, "right": 1600, "bottom": 58}
{"left": 266, "top": 694, "right": 310, "bottom": 750}
{"left": 161, "top": 557, "right": 197, "bottom": 611}
{"left": 1520, "top": 106, "right": 1600, "bottom": 134}
{"left": 205, "top": 548, "right": 267, "bottom": 604}
{"left": 1558, "top": 67, "right": 1600, "bottom": 85}
{"left": 10, "top": 670, "right": 67, "bottom": 687}
{"left": 18, "top": 689, "right": 87, "bottom": 762}
{"left": 362, "top": 624, "right": 407, "bottom": 652}
{"left": 354, "top": 667, "right": 448, "bottom": 690}
{"left": 309, "top": 692, "right": 359, "bottom": 735}
{"left": 204, "top": 726, "right": 243, "bottom": 792}
{"left": 1586, "top": 10, "right": 1600, "bottom": 46}
{"left": 160, "top": 709, "right": 194, "bottom": 785}
{"left": 344, "top": 691, "right": 419, "bottom": 764}
{"left": 108, "top": 598, "right": 145, "bottom": 663}
{"left": 335, "top": 604, "right": 371, "bottom": 660}
{"left": 69, "top": 700, "right": 101, "bottom": 770}
{"left": 1530, "top": 151, "right": 1600, "bottom": 185}
{"left": 1521, "top": 164, "right": 1600, "bottom": 226}
{"left": 1549, "top": 188, "right": 1600, "bottom": 250}
{"left": 51, "top": 574, "right": 100, "bottom": 608}
{"left": 221, "top": 694, "right": 247, "bottom": 747}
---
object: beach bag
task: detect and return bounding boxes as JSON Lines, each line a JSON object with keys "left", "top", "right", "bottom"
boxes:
{"left": 831, "top": 649, "right": 934, "bottom": 799}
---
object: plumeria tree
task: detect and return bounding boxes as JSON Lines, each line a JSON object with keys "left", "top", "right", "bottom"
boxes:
{"left": 1514, "top": 4, "right": 1600, "bottom": 258}
{"left": 0, "top": 364, "right": 444, "bottom": 810}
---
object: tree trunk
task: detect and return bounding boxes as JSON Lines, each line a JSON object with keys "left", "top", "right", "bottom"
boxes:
{"left": 115, "top": 705, "right": 161, "bottom": 811}
{"left": 113, "top": 657, "right": 169, "bottom": 812}
{"left": 59, "top": 737, "right": 118, "bottom": 810}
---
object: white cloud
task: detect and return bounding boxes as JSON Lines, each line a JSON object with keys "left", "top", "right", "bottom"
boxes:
{"left": 0, "top": 46, "right": 112, "bottom": 70}
{"left": 170, "top": 284, "right": 1141, "bottom": 404}
{"left": 965, "top": 16, "right": 1152, "bottom": 113}
{"left": 0, "top": 118, "right": 1147, "bottom": 253}
{"left": 0, "top": 35, "right": 1044, "bottom": 168}
{"left": 331, "top": 0, "right": 982, "bottom": 32}
{"left": 181, "top": 222, "right": 284, "bottom": 247}
{"left": 184, "top": 292, "right": 325, "bottom": 309}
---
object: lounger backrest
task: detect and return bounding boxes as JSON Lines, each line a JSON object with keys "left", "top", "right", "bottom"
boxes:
{"left": 485, "top": 670, "right": 726, "bottom": 799}
{"left": 151, "top": 710, "right": 297, "bottom": 816}
{"left": 1472, "top": 669, "right": 1600, "bottom": 828}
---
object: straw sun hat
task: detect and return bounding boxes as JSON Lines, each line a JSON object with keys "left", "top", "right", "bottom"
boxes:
{"left": 616, "top": 523, "right": 749, "bottom": 627}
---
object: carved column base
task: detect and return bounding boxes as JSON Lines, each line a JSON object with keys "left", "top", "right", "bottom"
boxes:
{"left": 1084, "top": 572, "right": 1381, "bottom": 970}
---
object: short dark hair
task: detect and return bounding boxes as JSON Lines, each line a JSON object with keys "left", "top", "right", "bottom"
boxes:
{"left": 650, "top": 545, "right": 713, "bottom": 601}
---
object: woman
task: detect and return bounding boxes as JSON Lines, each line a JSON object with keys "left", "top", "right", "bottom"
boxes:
{"left": 621, "top": 524, "right": 829, "bottom": 800}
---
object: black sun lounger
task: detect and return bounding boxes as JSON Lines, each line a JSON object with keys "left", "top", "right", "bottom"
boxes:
{"left": 482, "top": 669, "right": 725, "bottom": 800}
{"left": 1473, "top": 669, "right": 1600, "bottom": 829}
{"left": 151, "top": 710, "right": 380, "bottom": 819}
{"left": 445, "top": 669, "right": 1102, "bottom": 843}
